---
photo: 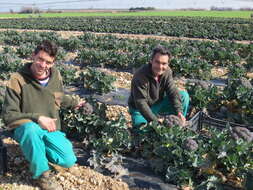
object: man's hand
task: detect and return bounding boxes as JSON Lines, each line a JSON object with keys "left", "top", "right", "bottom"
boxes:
{"left": 178, "top": 112, "right": 186, "bottom": 126}
{"left": 157, "top": 117, "right": 164, "bottom": 124}
{"left": 38, "top": 116, "right": 57, "bottom": 132}
{"left": 75, "top": 101, "right": 94, "bottom": 115}
{"left": 74, "top": 101, "right": 86, "bottom": 110}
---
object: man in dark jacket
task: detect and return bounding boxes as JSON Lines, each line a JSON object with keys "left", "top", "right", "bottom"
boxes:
{"left": 128, "top": 45, "right": 189, "bottom": 127}
{"left": 2, "top": 41, "right": 91, "bottom": 190}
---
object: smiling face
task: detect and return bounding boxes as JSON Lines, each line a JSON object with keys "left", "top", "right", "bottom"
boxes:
{"left": 31, "top": 50, "right": 55, "bottom": 79}
{"left": 150, "top": 53, "right": 170, "bottom": 77}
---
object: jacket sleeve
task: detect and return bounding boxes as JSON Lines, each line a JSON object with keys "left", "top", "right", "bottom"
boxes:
{"left": 132, "top": 78, "right": 157, "bottom": 122}
{"left": 61, "top": 94, "right": 79, "bottom": 109}
{"left": 165, "top": 69, "right": 182, "bottom": 114}
{"left": 1, "top": 75, "right": 40, "bottom": 129}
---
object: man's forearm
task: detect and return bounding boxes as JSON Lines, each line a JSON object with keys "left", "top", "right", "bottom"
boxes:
{"left": 61, "top": 94, "right": 79, "bottom": 109}
{"left": 168, "top": 90, "right": 183, "bottom": 114}
{"left": 136, "top": 101, "right": 157, "bottom": 122}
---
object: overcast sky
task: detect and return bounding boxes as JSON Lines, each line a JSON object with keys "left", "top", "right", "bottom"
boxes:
{"left": 1, "top": 0, "right": 253, "bottom": 12}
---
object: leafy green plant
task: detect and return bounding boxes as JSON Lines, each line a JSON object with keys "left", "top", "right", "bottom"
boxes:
{"left": 3, "top": 30, "right": 23, "bottom": 45}
{"left": 55, "top": 46, "right": 66, "bottom": 61}
{"left": 0, "top": 16, "right": 252, "bottom": 40}
{"left": 61, "top": 107, "right": 103, "bottom": 141}
{"left": 16, "top": 43, "right": 36, "bottom": 58}
{"left": 134, "top": 121, "right": 253, "bottom": 189}
{"left": 0, "top": 48, "right": 22, "bottom": 80}
{"left": 186, "top": 82, "right": 220, "bottom": 111}
{"left": 78, "top": 67, "right": 116, "bottom": 95}
{"left": 59, "top": 95, "right": 253, "bottom": 189}
{"left": 134, "top": 121, "right": 205, "bottom": 188}
{"left": 171, "top": 58, "right": 212, "bottom": 80}
{"left": 60, "top": 100, "right": 131, "bottom": 154}
{"left": 227, "top": 63, "right": 247, "bottom": 79}
{"left": 223, "top": 77, "right": 253, "bottom": 124}
{"left": 90, "top": 114, "right": 131, "bottom": 154}
{"left": 59, "top": 36, "right": 82, "bottom": 52}
{"left": 0, "top": 30, "right": 251, "bottom": 79}
{"left": 198, "top": 125, "right": 253, "bottom": 190}
{"left": 56, "top": 64, "right": 77, "bottom": 86}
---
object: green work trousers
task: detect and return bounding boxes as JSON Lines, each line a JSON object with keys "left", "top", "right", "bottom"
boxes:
{"left": 129, "top": 90, "right": 190, "bottom": 127}
{"left": 13, "top": 122, "right": 76, "bottom": 179}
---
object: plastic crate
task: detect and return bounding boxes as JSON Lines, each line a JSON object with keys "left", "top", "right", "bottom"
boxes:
{"left": 0, "top": 138, "right": 7, "bottom": 175}
{"left": 190, "top": 112, "right": 253, "bottom": 190}
{"left": 189, "top": 111, "right": 253, "bottom": 132}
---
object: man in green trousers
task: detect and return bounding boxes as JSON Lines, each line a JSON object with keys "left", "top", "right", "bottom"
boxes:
{"left": 2, "top": 40, "right": 91, "bottom": 190}
{"left": 128, "top": 45, "right": 189, "bottom": 128}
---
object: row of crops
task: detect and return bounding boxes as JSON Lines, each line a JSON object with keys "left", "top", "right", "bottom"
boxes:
{"left": 0, "top": 30, "right": 253, "bottom": 189}
{"left": 1, "top": 30, "right": 252, "bottom": 80}
{"left": 0, "top": 30, "right": 252, "bottom": 122}
{"left": 0, "top": 30, "right": 253, "bottom": 122}
{"left": 0, "top": 16, "right": 252, "bottom": 40}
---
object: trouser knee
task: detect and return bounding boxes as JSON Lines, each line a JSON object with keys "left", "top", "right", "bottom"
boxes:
{"left": 179, "top": 90, "right": 190, "bottom": 116}
{"left": 180, "top": 91, "right": 190, "bottom": 105}
{"left": 60, "top": 155, "right": 77, "bottom": 168}
{"left": 14, "top": 122, "right": 43, "bottom": 143}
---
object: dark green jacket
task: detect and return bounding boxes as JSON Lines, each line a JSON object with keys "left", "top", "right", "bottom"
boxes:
{"left": 128, "top": 64, "right": 182, "bottom": 121}
{"left": 2, "top": 63, "right": 78, "bottom": 130}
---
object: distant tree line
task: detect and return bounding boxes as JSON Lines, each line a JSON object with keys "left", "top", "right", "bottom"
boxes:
{"left": 129, "top": 7, "right": 155, "bottom": 11}
{"left": 210, "top": 6, "right": 253, "bottom": 11}
{"left": 19, "top": 7, "right": 41, "bottom": 14}
{"left": 15, "top": 7, "right": 62, "bottom": 14}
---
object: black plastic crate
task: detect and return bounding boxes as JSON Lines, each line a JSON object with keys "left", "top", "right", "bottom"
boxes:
{"left": 190, "top": 111, "right": 253, "bottom": 132}
{"left": 0, "top": 138, "right": 7, "bottom": 175}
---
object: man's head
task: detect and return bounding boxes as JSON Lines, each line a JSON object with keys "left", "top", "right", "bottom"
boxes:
{"left": 31, "top": 40, "right": 58, "bottom": 79}
{"left": 150, "top": 45, "right": 171, "bottom": 77}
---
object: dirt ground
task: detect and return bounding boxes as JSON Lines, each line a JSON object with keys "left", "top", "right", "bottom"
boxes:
{"left": 0, "top": 137, "right": 130, "bottom": 190}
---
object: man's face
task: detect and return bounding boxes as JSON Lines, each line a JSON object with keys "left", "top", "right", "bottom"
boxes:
{"left": 150, "top": 53, "right": 169, "bottom": 77}
{"left": 31, "top": 50, "right": 55, "bottom": 79}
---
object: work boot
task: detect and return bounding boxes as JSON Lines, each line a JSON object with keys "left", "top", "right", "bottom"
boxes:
{"left": 67, "top": 165, "right": 81, "bottom": 176}
{"left": 33, "top": 170, "right": 63, "bottom": 190}
{"left": 49, "top": 163, "right": 80, "bottom": 176}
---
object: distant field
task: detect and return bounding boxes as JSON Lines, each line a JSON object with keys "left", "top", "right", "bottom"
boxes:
{"left": 0, "top": 10, "right": 252, "bottom": 18}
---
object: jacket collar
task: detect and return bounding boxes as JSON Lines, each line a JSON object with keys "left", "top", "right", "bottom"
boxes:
{"left": 19, "top": 62, "right": 57, "bottom": 85}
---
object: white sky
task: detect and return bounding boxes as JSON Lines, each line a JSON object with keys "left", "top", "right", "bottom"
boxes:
{"left": 0, "top": 0, "right": 253, "bottom": 12}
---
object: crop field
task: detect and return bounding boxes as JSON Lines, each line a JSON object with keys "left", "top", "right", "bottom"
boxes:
{"left": 0, "top": 16, "right": 252, "bottom": 41}
{"left": 0, "top": 14, "right": 253, "bottom": 190}
{"left": 0, "top": 10, "right": 252, "bottom": 18}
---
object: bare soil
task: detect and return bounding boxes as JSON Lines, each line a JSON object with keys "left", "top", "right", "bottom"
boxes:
{"left": 0, "top": 137, "right": 129, "bottom": 190}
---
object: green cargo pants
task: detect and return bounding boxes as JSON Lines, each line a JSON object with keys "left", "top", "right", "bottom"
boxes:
{"left": 129, "top": 90, "right": 190, "bottom": 127}
{"left": 13, "top": 122, "right": 77, "bottom": 179}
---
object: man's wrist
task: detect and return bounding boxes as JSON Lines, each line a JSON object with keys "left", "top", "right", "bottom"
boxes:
{"left": 177, "top": 112, "right": 183, "bottom": 116}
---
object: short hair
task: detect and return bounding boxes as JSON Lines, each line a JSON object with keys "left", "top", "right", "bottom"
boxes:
{"left": 34, "top": 40, "right": 58, "bottom": 58}
{"left": 151, "top": 45, "right": 171, "bottom": 60}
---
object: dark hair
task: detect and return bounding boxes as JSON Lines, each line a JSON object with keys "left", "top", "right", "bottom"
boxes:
{"left": 151, "top": 45, "right": 171, "bottom": 60}
{"left": 34, "top": 40, "right": 58, "bottom": 58}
